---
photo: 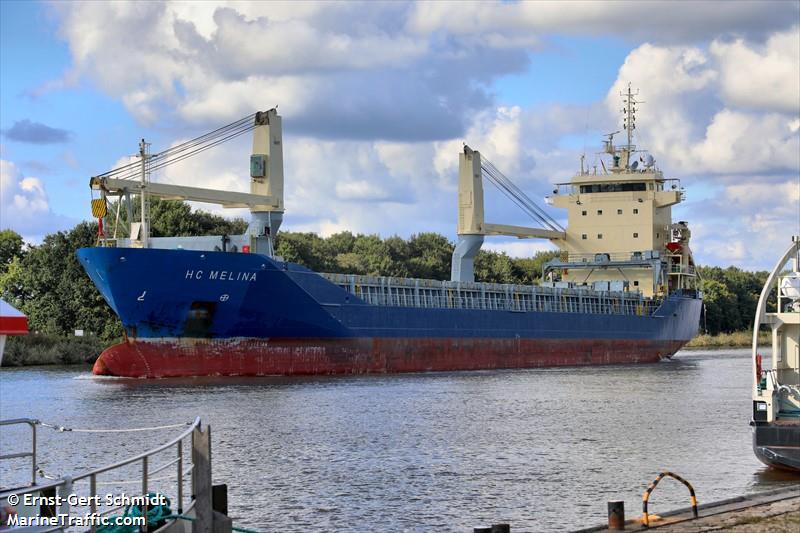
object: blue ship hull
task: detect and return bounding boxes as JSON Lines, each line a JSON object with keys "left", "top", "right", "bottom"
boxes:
{"left": 77, "top": 247, "right": 702, "bottom": 377}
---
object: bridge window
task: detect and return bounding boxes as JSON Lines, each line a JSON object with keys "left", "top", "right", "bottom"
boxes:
{"left": 579, "top": 182, "right": 647, "bottom": 194}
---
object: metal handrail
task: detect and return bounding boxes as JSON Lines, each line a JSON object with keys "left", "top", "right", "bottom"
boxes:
{"left": 0, "top": 417, "right": 201, "bottom": 533}
{"left": 72, "top": 417, "right": 200, "bottom": 482}
{"left": 0, "top": 418, "right": 38, "bottom": 485}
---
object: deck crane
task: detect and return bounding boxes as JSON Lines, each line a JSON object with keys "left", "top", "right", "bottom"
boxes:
{"left": 451, "top": 145, "right": 566, "bottom": 282}
{"left": 90, "top": 110, "right": 284, "bottom": 255}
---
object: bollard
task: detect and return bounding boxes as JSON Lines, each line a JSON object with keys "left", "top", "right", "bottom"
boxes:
{"left": 607, "top": 500, "right": 625, "bottom": 530}
{"left": 491, "top": 524, "right": 510, "bottom": 533}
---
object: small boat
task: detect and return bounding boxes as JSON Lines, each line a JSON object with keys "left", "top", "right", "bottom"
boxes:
{"left": 0, "top": 299, "right": 28, "bottom": 366}
{"left": 751, "top": 236, "right": 800, "bottom": 472}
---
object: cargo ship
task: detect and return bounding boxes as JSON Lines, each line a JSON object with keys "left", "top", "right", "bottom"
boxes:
{"left": 78, "top": 87, "right": 702, "bottom": 377}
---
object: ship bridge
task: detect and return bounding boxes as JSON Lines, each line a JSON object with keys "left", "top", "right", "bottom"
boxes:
{"left": 544, "top": 85, "right": 697, "bottom": 298}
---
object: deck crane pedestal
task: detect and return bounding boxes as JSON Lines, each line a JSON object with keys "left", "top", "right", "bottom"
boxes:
{"left": 451, "top": 146, "right": 565, "bottom": 282}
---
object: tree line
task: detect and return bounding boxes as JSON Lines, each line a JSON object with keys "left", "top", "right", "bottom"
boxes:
{"left": 0, "top": 199, "right": 769, "bottom": 349}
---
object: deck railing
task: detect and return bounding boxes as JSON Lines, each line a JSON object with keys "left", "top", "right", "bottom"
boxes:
{"left": 320, "top": 273, "right": 661, "bottom": 317}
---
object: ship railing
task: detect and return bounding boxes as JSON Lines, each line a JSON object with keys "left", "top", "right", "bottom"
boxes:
{"left": 320, "top": 273, "right": 661, "bottom": 316}
{"left": 562, "top": 251, "right": 658, "bottom": 263}
{"left": 0, "top": 417, "right": 203, "bottom": 533}
{"left": 669, "top": 264, "right": 696, "bottom": 275}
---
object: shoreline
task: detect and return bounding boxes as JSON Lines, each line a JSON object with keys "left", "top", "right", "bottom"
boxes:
{"left": 685, "top": 331, "right": 769, "bottom": 349}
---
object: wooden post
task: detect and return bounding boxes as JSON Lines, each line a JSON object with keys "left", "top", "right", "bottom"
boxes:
{"left": 192, "top": 426, "right": 212, "bottom": 533}
{"left": 212, "top": 511, "right": 233, "bottom": 533}
{"left": 608, "top": 500, "right": 625, "bottom": 530}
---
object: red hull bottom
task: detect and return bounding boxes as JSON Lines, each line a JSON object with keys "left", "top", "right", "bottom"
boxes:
{"left": 92, "top": 337, "right": 686, "bottom": 378}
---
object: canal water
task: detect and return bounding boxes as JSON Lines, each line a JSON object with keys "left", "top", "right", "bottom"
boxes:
{"left": 1, "top": 348, "right": 797, "bottom": 532}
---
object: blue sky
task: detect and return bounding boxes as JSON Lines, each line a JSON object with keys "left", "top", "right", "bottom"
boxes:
{"left": 1, "top": 1, "right": 798, "bottom": 270}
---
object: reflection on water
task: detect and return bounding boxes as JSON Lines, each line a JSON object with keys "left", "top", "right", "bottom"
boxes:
{"left": 1, "top": 349, "right": 797, "bottom": 531}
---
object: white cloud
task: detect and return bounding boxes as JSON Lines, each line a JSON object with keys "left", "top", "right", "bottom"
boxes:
{"left": 0, "top": 160, "right": 75, "bottom": 241}
{"left": 606, "top": 36, "right": 799, "bottom": 176}
{"left": 688, "top": 179, "right": 800, "bottom": 270}
{"left": 483, "top": 239, "right": 558, "bottom": 258}
{"left": 711, "top": 28, "right": 800, "bottom": 113}
{"left": 407, "top": 1, "right": 798, "bottom": 43}
{"left": 691, "top": 110, "right": 800, "bottom": 174}
{"left": 43, "top": 1, "right": 800, "bottom": 269}
{"left": 606, "top": 34, "right": 799, "bottom": 269}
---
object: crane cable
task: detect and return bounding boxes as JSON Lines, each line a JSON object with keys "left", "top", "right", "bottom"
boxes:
{"left": 480, "top": 158, "right": 564, "bottom": 232}
{"left": 95, "top": 113, "right": 258, "bottom": 181}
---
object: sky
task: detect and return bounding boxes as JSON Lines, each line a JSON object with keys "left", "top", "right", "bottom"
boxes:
{"left": 0, "top": 0, "right": 798, "bottom": 271}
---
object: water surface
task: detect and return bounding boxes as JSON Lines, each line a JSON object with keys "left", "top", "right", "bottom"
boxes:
{"left": 1, "top": 349, "right": 796, "bottom": 531}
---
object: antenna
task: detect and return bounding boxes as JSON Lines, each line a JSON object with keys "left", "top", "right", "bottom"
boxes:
{"left": 620, "top": 83, "right": 644, "bottom": 155}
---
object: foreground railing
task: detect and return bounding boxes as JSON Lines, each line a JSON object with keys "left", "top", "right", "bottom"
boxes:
{"left": 0, "top": 417, "right": 204, "bottom": 533}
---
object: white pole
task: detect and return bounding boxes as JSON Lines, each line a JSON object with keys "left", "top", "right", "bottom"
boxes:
{"left": 139, "top": 139, "right": 149, "bottom": 247}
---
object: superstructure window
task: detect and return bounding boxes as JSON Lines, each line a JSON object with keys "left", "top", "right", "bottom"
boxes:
{"left": 581, "top": 210, "right": 587, "bottom": 216}
{"left": 581, "top": 234, "right": 587, "bottom": 240}
{"left": 597, "top": 209, "right": 603, "bottom": 215}
{"left": 617, "top": 209, "right": 623, "bottom": 215}
{"left": 579, "top": 182, "right": 647, "bottom": 194}
{"left": 634, "top": 281, "right": 639, "bottom": 286}
{"left": 633, "top": 232, "right": 639, "bottom": 238}
{"left": 633, "top": 208, "right": 639, "bottom": 214}
{"left": 597, "top": 234, "right": 603, "bottom": 239}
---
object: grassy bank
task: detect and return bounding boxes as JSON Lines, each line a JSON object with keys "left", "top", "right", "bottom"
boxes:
{"left": 686, "top": 330, "right": 769, "bottom": 348}
{"left": 1, "top": 333, "right": 105, "bottom": 367}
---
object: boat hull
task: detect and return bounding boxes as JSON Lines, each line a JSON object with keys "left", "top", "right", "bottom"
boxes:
{"left": 752, "top": 423, "right": 800, "bottom": 472}
{"left": 93, "top": 337, "right": 685, "bottom": 378}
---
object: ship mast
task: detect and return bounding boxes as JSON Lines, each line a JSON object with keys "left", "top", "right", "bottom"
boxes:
{"left": 139, "top": 139, "right": 151, "bottom": 247}
{"left": 621, "top": 83, "right": 640, "bottom": 165}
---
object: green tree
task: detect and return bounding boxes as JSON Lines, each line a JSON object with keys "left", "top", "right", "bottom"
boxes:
{"left": 407, "top": 233, "right": 453, "bottom": 280}
{"left": 6, "top": 222, "right": 122, "bottom": 343}
{"left": 474, "top": 250, "right": 516, "bottom": 284}
{"left": 106, "top": 198, "right": 247, "bottom": 238}
{"left": 0, "top": 229, "right": 24, "bottom": 273}
{"left": 275, "top": 232, "right": 334, "bottom": 272}
{"left": 511, "top": 250, "right": 560, "bottom": 284}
